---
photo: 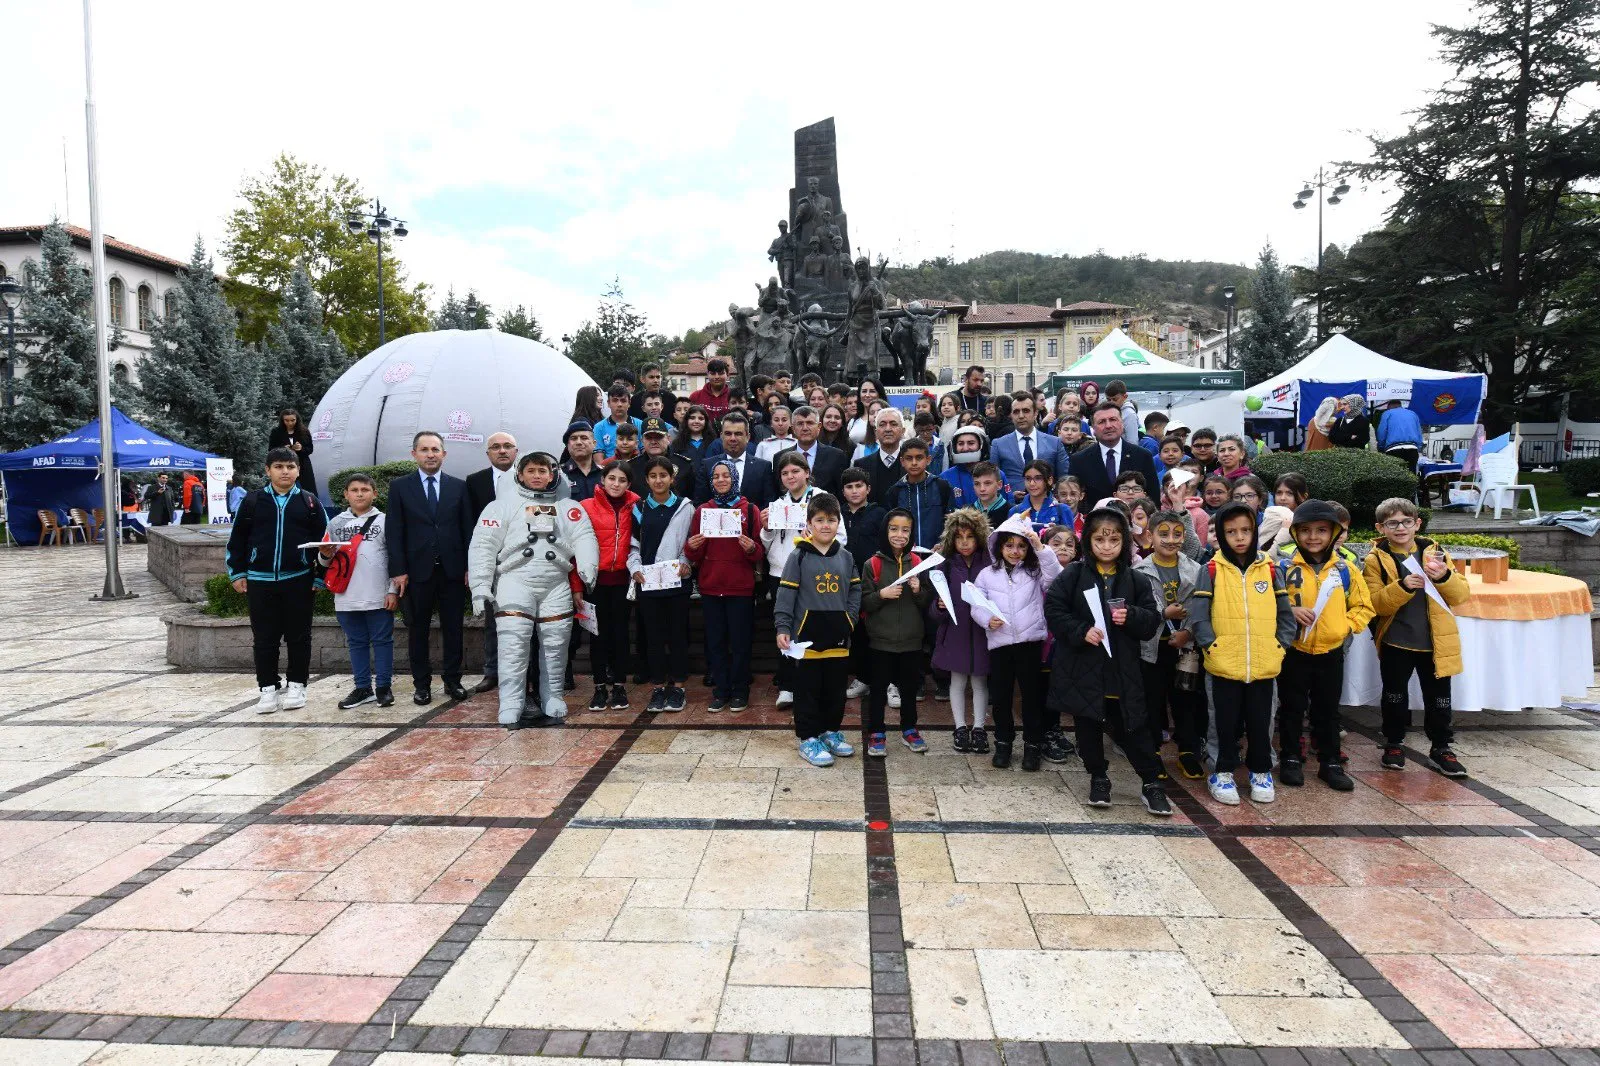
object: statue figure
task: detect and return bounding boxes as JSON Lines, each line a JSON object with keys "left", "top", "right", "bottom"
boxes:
{"left": 767, "top": 221, "right": 797, "bottom": 289}
{"left": 817, "top": 210, "right": 842, "bottom": 255}
{"left": 881, "top": 301, "right": 946, "bottom": 387}
{"left": 845, "top": 256, "right": 888, "bottom": 380}
{"left": 792, "top": 176, "right": 834, "bottom": 247}
{"left": 824, "top": 232, "right": 851, "bottom": 290}
{"left": 756, "top": 276, "right": 788, "bottom": 316}
{"left": 728, "top": 302, "right": 760, "bottom": 385}
{"left": 801, "top": 236, "right": 827, "bottom": 282}
{"left": 793, "top": 303, "right": 847, "bottom": 377}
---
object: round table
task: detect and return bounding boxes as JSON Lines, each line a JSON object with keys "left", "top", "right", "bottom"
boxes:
{"left": 1342, "top": 570, "right": 1594, "bottom": 711}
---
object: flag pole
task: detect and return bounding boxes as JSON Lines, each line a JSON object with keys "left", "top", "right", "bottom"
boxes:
{"left": 83, "top": 0, "right": 129, "bottom": 600}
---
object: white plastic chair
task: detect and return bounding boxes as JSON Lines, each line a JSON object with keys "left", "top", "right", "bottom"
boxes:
{"left": 1473, "top": 449, "right": 1540, "bottom": 519}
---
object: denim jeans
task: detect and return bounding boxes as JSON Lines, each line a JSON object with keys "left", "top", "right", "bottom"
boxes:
{"left": 337, "top": 609, "right": 394, "bottom": 689}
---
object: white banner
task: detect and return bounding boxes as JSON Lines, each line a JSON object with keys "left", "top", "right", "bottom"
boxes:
{"left": 206, "top": 458, "right": 233, "bottom": 525}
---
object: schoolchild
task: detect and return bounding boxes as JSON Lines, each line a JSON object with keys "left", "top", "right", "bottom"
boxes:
{"left": 930, "top": 508, "right": 993, "bottom": 754}
{"left": 840, "top": 467, "right": 886, "bottom": 700}
{"left": 579, "top": 460, "right": 639, "bottom": 711}
{"left": 764, "top": 452, "right": 847, "bottom": 705}
{"left": 684, "top": 458, "right": 764, "bottom": 711}
{"left": 1010, "top": 459, "right": 1074, "bottom": 533}
{"left": 885, "top": 438, "right": 954, "bottom": 551}
{"left": 322, "top": 473, "right": 398, "bottom": 710}
{"left": 970, "top": 523, "right": 1063, "bottom": 770}
{"left": 627, "top": 456, "right": 695, "bottom": 712}
{"left": 970, "top": 461, "right": 1011, "bottom": 530}
{"left": 1133, "top": 510, "right": 1202, "bottom": 778}
{"left": 859, "top": 509, "right": 935, "bottom": 755}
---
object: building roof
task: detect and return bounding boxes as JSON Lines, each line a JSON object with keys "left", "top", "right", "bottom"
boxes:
{"left": 0, "top": 224, "right": 189, "bottom": 273}
{"left": 1057, "top": 300, "right": 1132, "bottom": 314}
{"left": 961, "top": 302, "right": 1064, "bottom": 327}
{"left": 668, "top": 356, "right": 709, "bottom": 375}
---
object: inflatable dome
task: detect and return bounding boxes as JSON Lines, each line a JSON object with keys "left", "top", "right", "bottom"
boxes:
{"left": 309, "top": 329, "right": 599, "bottom": 499}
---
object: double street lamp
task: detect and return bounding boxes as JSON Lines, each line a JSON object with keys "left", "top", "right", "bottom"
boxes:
{"left": 0, "top": 279, "right": 21, "bottom": 409}
{"left": 1025, "top": 339, "right": 1037, "bottom": 389}
{"left": 1292, "top": 167, "right": 1350, "bottom": 343}
{"left": 345, "top": 200, "right": 409, "bottom": 348}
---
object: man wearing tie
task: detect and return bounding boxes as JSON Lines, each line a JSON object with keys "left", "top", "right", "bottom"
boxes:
{"left": 991, "top": 392, "right": 1069, "bottom": 501}
{"left": 1066, "top": 402, "right": 1161, "bottom": 508}
{"left": 465, "top": 432, "right": 518, "bottom": 694}
{"left": 387, "top": 431, "right": 474, "bottom": 705}
{"left": 695, "top": 412, "right": 773, "bottom": 507}
{"left": 770, "top": 406, "right": 847, "bottom": 498}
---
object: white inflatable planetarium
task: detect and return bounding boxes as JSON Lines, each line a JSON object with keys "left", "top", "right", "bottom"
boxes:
{"left": 309, "top": 329, "right": 600, "bottom": 500}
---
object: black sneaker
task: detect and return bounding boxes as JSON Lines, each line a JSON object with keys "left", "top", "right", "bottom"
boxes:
{"left": 647, "top": 686, "right": 667, "bottom": 712}
{"left": 1318, "top": 762, "right": 1356, "bottom": 791}
{"left": 709, "top": 696, "right": 729, "bottom": 712}
{"left": 1430, "top": 749, "right": 1468, "bottom": 778}
{"left": 1020, "top": 744, "right": 1042, "bottom": 772}
{"left": 1042, "top": 730, "right": 1074, "bottom": 763}
{"left": 588, "top": 687, "right": 609, "bottom": 711}
{"left": 1381, "top": 746, "right": 1406, "bottom": 770}
{"left": 1088, "top": 776, "right": 1112, "bottom": 807}
{"left": 1141, "top": 783, "right": 1173, "bottom": 816}
{"left": 992, "top": 741, "right": 1013, "bottom": 769}
{"left": 934, "top": 683, "right": 950, "bottom": 702}
{"left": 375, "top": 686, "right": 394, "bottom": 707}
{"left": 730, "top": 693, "right": 749, "bottom": 712}
{"left": 969, "top": 727, "right": 991, "bottom": 755}
{"left": 952, "top": 726, "right": 972, "bottom": 753}
{"left": 609, "top": 684, "right": 630, "bottom": 710}
{"left": 666, "top": 686, "right": 687, "bottom": 711}
{"left": 1280, "top": 759, "right": 1305, "bottom": 787}
{"left": 338, "top": 687, "right": 375, "bottom": 710}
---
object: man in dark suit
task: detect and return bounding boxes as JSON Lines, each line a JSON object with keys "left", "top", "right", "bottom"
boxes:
{"left": 1067, "top": 402, "right": 1161, "bottom": 508}
{"left": 695, "top": 411, "right": 773, "bottom": 507}
{"left": 464, "top": 432, "right": 518, "bottom": 694}
{"left": 387, "top": 430, "right": 474, "bottom": 705}
{"left": 768, "top": 405, "right": 847, "bottom": 497}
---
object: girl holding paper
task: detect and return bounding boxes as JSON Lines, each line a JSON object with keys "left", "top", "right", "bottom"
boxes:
{"left": 1043, "top": 507, "right": 1173, "bottom": 816}
{"left": 970, "top": 523, "right": 1062, "bottom": 771}
{"left": 1009, "top": 459, "right": 1074, "bottom": 533}
{"left": 578, "top": 461, "right": 641, "bottom": 712}
{"left": 685, "top": 458, "right": 764, "bottom": 712}
{"left": 930, "top": 508, "right": 994, "bottom": 755}
{"left": 763, "top": 452, "right": 846, "bottom": 706}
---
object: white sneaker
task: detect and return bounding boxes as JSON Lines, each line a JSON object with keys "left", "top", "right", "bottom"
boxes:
{"left": 845, "top": 678, "right": 870, "bottom": 699}
{"left": 279, "top": 682, "right": 307, "bottom": 710}
{"left": 776, "top": 690, "right": 794, "bottom": 706}
{"left": 1207, "top": 772, "right": 1240, "bottom": 806}
{"left": 887, "top": 685, "right": 901, "bottom": 709}
{"left": 1249, "top": 771, "right": 1276, "bottom": 803}
{"left": 255, "top": 686, "right": 280, "bottom": 714}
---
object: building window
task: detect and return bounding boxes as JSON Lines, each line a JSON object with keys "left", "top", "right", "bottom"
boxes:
{"left": 1047, "top": 339, "right": 1058, "bottom": 362}
{"left": 960, "top": 341, "right": 971, "bottom": 362}
{"left": 112, "top": 362, "right": 130, "bottom": 385}
{"left": 1079, "top": 336, "right": 1092, "bottom": 357}
{"left": 932, "top": 338, "right": 940, "bottom": 361}
{"left": 1003, "top": 339, "right": 1015, "bottom": 360}
{"left": 1003, "top": 373, "right": 1014, "bottom": 393}
{"left": 137, "top": 285, "right": 154, "bottom": 331}
{"left": 164, "top": 291, "right": 177, "bottom": 322}
{"left": 981, "top": 340, "right": 993, "bottom": 360}
{"left": 108, "top": 277, "right": 125, "bottom": 327}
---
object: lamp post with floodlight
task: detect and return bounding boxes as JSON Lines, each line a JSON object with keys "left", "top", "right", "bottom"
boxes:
{"left": 1292, "top": 167, "right": 1350, "bottom": 344}
{"left": 345, "top": 200, "right": 409, "bottom": 349}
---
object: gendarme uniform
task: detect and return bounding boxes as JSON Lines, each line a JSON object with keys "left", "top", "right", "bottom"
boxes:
{"left": 468, "top": 459, "right": 598, "bottom": 725}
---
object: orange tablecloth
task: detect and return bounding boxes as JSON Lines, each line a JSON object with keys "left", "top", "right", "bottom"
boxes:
{"left": 1455, "top": 571, "right": 1593, "bottom": 621}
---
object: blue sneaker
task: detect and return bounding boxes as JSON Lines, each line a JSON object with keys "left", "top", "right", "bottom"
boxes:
{"left": 866, "top": 732, "right": 887, "bottom": 757}
{"left": 799, "top": 737, "right": 835, "bottom": 767}
{"left": 822, "top": 731, "right": 855, "bottom": 757}
{"left": 902, "top": 729, "right": 928, "bottom": 753}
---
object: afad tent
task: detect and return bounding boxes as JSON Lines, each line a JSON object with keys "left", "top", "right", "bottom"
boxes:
{"left": 1242, "top": 334, "right": 1486, "bottom": 426}
{"left": 0, "top": 408, "right": 216, "bottom": 544}
{"left": 1044, "top": 328, "right": 1244, "bottom": 408}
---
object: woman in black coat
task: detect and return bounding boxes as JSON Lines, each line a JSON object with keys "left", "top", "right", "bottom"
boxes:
{"left": 1044, "top": 506, "right": 1171, "bottom": 815}
{"left": 268, "top": 409, "right": 316, "bottom": 494}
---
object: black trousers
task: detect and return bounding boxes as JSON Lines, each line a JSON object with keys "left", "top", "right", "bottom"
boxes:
{"left": 402, "top": 564, "right": 465, "bottom": 688}
{"left": 588, "top": 582, "right": 631, "bottom": 684}
{"left": 1379, "top": 645, "right": 1454, "bottom": 748}
{"left": 793, "top": 656, "right": 850, "bottom": 739}
{"left": 989, "top": 641, "right": 1046, "bottom": 745}
{"left": 703, "top": 595, "right": 755, "bottom": 700}
{"left": 247, "top": 573, "right": 314, "bottom": 689}
{"left": 638, "top": 594, "right": 689, "bottom": 684}
{"left": 1143, "top": 642, "right": 1206, "bottom": 754}
{"left": 768, "top": 575, "right": 799, "bottom": 692}
{"left": 1386, "top": 446, "right": 1421, "bottom": 475}
{"left": 1278, "top": 647, "right": 1345, "bottom": 763}
{"left": 1075, "top": 699, "right": 1163, "bottom": 784}
{"left": 867, "top": 649, "right": 922, "bottom": 734}
{"left": 1211, "top": 676, "right": 1275, "bottom": 774}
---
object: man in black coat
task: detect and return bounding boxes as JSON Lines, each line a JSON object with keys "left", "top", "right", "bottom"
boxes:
{"left": 695, "top": 412, "right": 773, "bottom": 507}
{"left": 464, "top": 432, "right": 519, "bottom": 693}
{"left": 768, "top": 405, "right": 847, "bottom": 498}
{"left": 387, "top": 431, "right": 474, "bottom": 705}
{"left": 1067, "top": 402, "right": 1161, "bottom": 507}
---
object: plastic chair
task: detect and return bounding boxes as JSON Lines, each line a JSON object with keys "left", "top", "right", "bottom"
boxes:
{"left": 1473, "top": 449, "right": 1540, "bottom": 519}
{"left": 69, "top": 508, "right": 96, "bottom": 543}
{"left": 36, "top": 510, "right": 79, "bottom": 546}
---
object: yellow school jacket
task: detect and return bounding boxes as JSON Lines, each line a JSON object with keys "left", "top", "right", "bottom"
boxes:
{"left": 1282, "top": 550, "right": 1375, "bottom": 655}
{"left": 1362, "top": 537, "right": 1470, "bottom": 677}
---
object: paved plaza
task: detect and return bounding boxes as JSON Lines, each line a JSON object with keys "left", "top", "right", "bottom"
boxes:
{"left": 1, "top": 547, "right": 1600, "bottom": 1065}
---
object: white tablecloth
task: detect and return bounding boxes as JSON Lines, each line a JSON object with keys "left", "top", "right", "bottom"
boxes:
{"left": 1342, "top": 616, "right": 1593, "bottom": 712}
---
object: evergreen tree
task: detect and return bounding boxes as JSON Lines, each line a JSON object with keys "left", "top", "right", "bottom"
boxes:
{"left": 567, "top": 278, "right": 652, "bottom": 382}
{"left": 1236, "top": 243, "right": 1307, "bottom": 386}
{"left": 262, "top": 264, "right": 348, "bottom": 419}
{"left": 496, "top": 305, "right": 543, "bottom": 341}
{"left": 0, "top": 221, "right": 123, "bottom": 449}
{"left": 432, "top": 288, "right": 492, "bottom": 330}
{"left": 140, "top": 237, "right": 271, "bottom": 469}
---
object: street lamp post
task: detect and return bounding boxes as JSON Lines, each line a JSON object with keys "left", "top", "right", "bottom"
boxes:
{"left": 346, "top": 200, "right": 409, "bottom": 349}
{"left": 1222, "top": 285, "right": 1237, "bottom": 369}
{"left": 1291, "top": 166, "right": 1350, "bottom": 344}
{"left": 1025, "top": 339, "right": 1037, "bottom": 389}
{"left": 0, "top": 279, "right": 21, "bottom": 409}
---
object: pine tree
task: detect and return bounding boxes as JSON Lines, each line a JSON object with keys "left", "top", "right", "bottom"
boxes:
{"left": 568, "top": 278, "right": 652, "bottom": 382}
{"left": 262, "top": 264, "right": 347, "bottom": 418}
{"left": 1236, "top": 243, "right": 1307, "bottom": 386}
{"left": 139, "top": 237, "right": 271, "bottom": 469}
{"left": 432, "top": 288, "right": 492, "bottom": 330}
{"left": 0, "top": 221, "right": 123, "bottom": 449}
{"left": 496, "top": 305, "right": 543, "bottom": 341}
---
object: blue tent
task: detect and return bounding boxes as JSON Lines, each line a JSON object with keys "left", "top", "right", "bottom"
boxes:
{"left": 0, "top": 408, "right": 217, "bottom": 544}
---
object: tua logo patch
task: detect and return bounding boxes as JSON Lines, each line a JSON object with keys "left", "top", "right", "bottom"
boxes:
{"left": 1253, "top": 580, "right": 1269, "bottom": 594}
{"left": 480, "top": 518, "right": 500, "bottom": 527}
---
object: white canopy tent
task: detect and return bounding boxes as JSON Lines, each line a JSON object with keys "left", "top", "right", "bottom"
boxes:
{"left": 1046, "top": 328, "right": 1244, "bottom": 408}
{"left": 1243, "top": 334, "right": 1486, "bottom": 425}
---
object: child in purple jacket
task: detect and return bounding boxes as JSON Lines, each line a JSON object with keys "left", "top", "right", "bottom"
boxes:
{"left": 931, "top": 508, "right": 993, "bottom": 755}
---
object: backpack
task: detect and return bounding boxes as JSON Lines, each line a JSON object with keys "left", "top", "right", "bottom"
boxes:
{"left": 862, "top": 551, "right": 922, "bottom": 618}
{"left": 321, "top": 514, "right": 377, "bottom": 594}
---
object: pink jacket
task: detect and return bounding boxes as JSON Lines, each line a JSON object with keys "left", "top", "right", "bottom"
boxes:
{"left": 970, "top": 530, "right": 1063, "bottom": 648}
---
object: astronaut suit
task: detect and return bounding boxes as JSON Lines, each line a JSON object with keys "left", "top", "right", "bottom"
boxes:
{"left": 468, "top": 456, "right": 599, "bottom": 725}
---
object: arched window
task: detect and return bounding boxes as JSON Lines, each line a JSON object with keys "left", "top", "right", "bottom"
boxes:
{"left": 108, "top": 277, "right": 125, "bottom": 327}
{"left": 112, "top": 362, "right": 130, "bottom": 385}
{"left": 137, "top": 285, "right": 154, "bottom": 331}
{"left": 163, "top": 291, "right": 177, "bottom": 323}
{"left": 1003, "top": 372, "right": 1014, "bottom": 393}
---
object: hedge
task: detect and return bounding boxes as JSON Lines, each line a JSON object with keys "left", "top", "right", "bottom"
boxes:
{"left": 1347, "top": 531, "right": 1522, "bottom": 567}
{"left": 1251, "top": 449, "right": 1418, "bottom": 527}
{"left": 1561, "top": 457, "right": 1600, "bottom": 497}
{"left": 327, "top": 461, "right": 420, "bottom": 510}
{"left": 204, "top": 574, "right": 334, "bottom": 618}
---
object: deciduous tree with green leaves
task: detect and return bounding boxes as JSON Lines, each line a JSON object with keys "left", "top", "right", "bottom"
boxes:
{"left": 567, "top": 278, "right": 653, "bottom": 382}
{"left": 1236, "top": 243, "right": 1307, "bottom": 386}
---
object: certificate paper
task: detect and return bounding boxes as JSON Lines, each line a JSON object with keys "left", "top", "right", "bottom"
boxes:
{"left": 1083, "top": 586, "right": 1114, "bottom": 657}
{"left": 768, "top": 499, "right": 809, "bottom": 530}
{"left": 575, "top": 599, "right": 599, "bottom": 635}
{"left": 640, "top": 560, "right": 682, "bottom": 592}
{"left": 700, "top": 508, "right": 743, "bottom": 538}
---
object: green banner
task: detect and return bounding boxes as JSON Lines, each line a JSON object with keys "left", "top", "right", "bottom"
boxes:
{"left": 1042, "top": 369, "right": 1243, "bottom": 393}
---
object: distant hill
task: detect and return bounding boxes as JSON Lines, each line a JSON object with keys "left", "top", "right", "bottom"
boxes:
{"left": 884, "top": 250, "right": 1254, "bottom": 329}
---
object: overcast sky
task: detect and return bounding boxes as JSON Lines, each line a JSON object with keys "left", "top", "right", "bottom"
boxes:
{"left": 7, "top": 0, "right": 1478, "bottom": 342}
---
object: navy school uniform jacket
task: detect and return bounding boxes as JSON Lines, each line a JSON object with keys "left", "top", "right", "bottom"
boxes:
{"left": 225, "top": 485, "right": 328, "bottom": 583}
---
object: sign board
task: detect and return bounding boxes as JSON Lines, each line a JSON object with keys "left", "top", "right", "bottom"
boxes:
{"left": 206, "top": 458, "right": 234, "bottom": 525}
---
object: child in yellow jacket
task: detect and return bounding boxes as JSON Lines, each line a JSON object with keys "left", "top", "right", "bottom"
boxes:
{"left": 1279, "top": 500, "right": 1374, "bottom": 791}
{"left": 1363, "top": 497, "right": 1471, "bottom": 778}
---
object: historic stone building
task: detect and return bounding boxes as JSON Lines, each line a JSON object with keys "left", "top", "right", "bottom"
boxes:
{"left": 919, "top": 298, "right": 1132, "bottom": 392}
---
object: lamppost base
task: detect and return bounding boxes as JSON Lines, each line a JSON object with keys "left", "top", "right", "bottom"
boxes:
{"left": 91, "top": 592, "right": 138, "bottom": 601}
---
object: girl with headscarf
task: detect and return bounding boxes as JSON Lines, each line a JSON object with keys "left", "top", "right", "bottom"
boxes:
{"left": 684, "top": 457, "right": 764, "bottom": 711}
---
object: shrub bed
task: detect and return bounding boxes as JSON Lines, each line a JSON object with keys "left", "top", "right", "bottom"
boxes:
{"left": 327, "top": 460, "right": 420, "bottom": 510}
{"left": 1251, "top": 449, "right": 1417, "bottom": 528}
